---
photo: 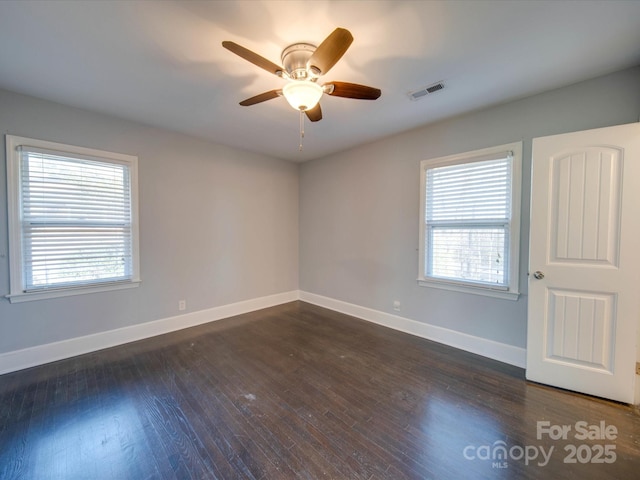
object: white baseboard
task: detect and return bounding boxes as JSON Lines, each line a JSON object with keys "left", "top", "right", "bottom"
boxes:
{"left": 299, "top": 291, "right": 526, "bottom": 368}
{"left": 0, "top": 289, "right": 526, "bottom": 376}
{"left": 0, "top": 290, "right": 299, "bottom": 375}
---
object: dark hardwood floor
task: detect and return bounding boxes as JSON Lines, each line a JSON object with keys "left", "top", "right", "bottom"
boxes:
{"left": 1, "top": 301, "right": 639, "bottom": 479}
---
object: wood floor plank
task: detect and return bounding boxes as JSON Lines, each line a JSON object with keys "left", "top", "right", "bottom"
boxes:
{"left": 199, "top": 340, "right": 355, "bottom": 479}
{"left": 168, "top": 346, "right": 279, "bottom": 480}
{"left": 1, "top": 301, "right": 639, "bottom": 479}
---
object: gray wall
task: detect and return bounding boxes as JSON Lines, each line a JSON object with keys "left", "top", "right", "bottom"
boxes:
{"left": 299, "top": 66, "right": 640, "bottom": 349}
{"left": 0, "top": 89, "right": 299, "bottom": 353}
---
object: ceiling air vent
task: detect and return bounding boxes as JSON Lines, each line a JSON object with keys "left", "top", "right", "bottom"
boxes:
{"left": 408, "top": 82, "right": 444, "bottom": 101}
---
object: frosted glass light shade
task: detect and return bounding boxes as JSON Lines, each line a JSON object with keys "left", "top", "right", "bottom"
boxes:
{"left": 282, "top": 81, "right": 323, "bottom": 111}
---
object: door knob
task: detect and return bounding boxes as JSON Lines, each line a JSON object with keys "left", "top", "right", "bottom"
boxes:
{"left": 533, "top": 271, "right": 545, "bottom": 279}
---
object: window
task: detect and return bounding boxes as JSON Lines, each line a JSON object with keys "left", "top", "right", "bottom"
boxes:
{"left": 418, "top": 142, "right": 522, "bottom": 300}
{"left": 5, "top": 135, "right": 140, "bottom": 303}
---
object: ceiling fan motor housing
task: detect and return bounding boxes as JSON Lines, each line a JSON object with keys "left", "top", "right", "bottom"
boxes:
{"left": 281, "top": 43, "right": 317, "bottom": 80}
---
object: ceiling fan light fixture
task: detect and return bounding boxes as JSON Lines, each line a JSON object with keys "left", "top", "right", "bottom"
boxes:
{"left": 282, "top": 81, "right": 323, "bottom": 111}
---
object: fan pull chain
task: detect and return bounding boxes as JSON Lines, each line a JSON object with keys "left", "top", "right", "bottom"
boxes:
{"left": 299, "top": 110, "right": 305, "bottom": 151}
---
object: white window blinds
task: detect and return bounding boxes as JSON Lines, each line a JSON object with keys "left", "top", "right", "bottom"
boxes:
{"left": 425, "top": 154, "right": 512, "bottom": 287}
{"left": 18, "top": 146, "right": 134, "bottom": 291}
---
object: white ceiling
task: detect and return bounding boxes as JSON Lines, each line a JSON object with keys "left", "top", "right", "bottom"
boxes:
{"left": 0, "top": 1, "right": 639, "bottom": 162}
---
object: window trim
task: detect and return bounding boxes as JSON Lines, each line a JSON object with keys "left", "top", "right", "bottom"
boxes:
{"left": 418, "top": 142, "right": 522, "bottom": 300}
{"left": 5, "top": 135, "right": 141, "bottom": 303}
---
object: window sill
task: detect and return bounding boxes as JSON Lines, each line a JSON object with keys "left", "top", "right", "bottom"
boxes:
{"left": 417, "top": 278, "right": 520, "bottom": 301}
{"left": 6, "top": 280, "right": 141, "bottom": 303}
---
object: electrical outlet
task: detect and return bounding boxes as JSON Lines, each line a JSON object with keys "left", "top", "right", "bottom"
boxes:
{"left": 636, "top": 362, "right": 640, "bottom": 376}
{"left": 393, "top": 300, "right": 401, "bottom": 312}
{"left": 178, "top": 300, "right": 186, "bottom": 311}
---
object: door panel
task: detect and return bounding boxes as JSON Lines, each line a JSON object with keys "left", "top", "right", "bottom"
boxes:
{"left": 546, "top": 288, "right": 614, "bottom": 371}
{"left": 527, "top": 123, "right": 640, "bottom": 403}
{"left": 549, "top": 148, "right": 621, "bottom": 265}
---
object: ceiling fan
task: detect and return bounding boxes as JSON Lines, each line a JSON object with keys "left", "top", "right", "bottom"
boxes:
{"left": 222, "top": 28, "right": 381, "bottom": 124}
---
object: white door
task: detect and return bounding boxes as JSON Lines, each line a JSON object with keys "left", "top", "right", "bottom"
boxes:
{"left": 527, "top": 122, "right": 640, "bottom": 404}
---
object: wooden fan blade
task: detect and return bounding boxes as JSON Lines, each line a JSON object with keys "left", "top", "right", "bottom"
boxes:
{"left": 239, "top": 90, "right": 282, "bottom": 106}
{"left": 222, "top": 41, "right": 283, "bottom": 76}
{"left": 326, "top": 81, "right": 381, "bottom": 100}
{"left": 305, "top": 103, "right": 322, "bottom": 122}
{"left": 307, "top": 28, "right": 353, "bottom": 76}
